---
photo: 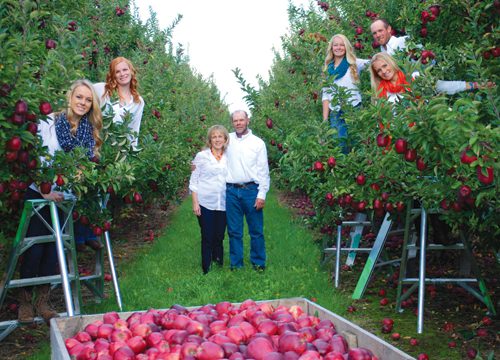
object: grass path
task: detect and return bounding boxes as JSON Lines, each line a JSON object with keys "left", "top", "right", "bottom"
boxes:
{"left": 84, "top": 189, "right": 349, "bottom": 314}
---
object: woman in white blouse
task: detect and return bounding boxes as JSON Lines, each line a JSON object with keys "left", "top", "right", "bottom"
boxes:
{"left": 93, "top": 57, "right": 144, "bottom": 148}
{"left": 322, "top": 34, "right": 369, "bottom": 153}
{"left": 189, "top": 125, "right": 229, "bottom": 274}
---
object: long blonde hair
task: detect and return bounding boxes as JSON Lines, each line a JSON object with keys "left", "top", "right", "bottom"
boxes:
{"left": 64, "top": 79, "right": 103, "bottom": 156}
{"left": 323, "top": 34, "right": 359, "bottom": 82}
{"left": 369, "top": 52, "right": 402, "bottom": 93}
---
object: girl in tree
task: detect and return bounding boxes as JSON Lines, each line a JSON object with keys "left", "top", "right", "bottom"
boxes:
{"left": 189, "top": 125, "right": 229, "bottom": 274}
{"left": 18, "top": 79, "right": 103, "bottom": 324}
{"left": 322, "top": 34, "right": 369, "bottom": 153}
{"left": 369, "top": 52, "right": 493, "bottom": 102}
{"left": 93, "top": 57, "right": 144, "bottom": 148}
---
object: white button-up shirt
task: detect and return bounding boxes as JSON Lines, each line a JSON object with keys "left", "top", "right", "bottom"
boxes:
{"left": 380, "top": 35, "right": 408, "bottom": 55}
{"left": 189, "top": 148, "right": 227, "bottom": 211}
{"left": 226, "top": 130, "right": 270, "bottom": 200}
{"left": 93, "top": 82, "right": 144, "bottom": 148}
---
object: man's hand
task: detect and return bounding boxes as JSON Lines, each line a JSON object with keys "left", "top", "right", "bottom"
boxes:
{"left": 255, "top": 198, "right": 265, "bottom": 210}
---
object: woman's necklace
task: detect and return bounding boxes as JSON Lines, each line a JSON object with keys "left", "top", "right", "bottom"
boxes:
{"left": 211, "top": 148, "right": 223, "bottom": 161}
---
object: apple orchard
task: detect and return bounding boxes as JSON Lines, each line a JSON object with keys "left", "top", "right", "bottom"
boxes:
{"left": 239, "top": 0, "right": 499, "bottom": 249}
{"left": 0, "top": 1, "right": 228, "bottom": 236}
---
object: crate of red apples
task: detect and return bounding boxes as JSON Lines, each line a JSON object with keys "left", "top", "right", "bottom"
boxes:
{"left": 50, "top": 297, "right": 414, "bottom": 360}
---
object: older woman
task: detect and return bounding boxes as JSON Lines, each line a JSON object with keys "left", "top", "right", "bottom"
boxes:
{"left": 189, "top": 125, "right": 229, "bottom": 274}
{"left": 18, "top": 79, "right": 103, "bottom": 323}
{"left": 93, "top": 57, "right": 144, "bottom": 147}
{"left": 322, "top": 34, "right": 369, "bottom": 153}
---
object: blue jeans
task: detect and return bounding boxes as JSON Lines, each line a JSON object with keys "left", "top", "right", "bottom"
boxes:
{"left": 74, "top": 222, "right": 96, "bottom": 245}
{"left": 329, "top": 110, "right": 349, "bottom": 154}
{"left": 226, "top": 183, "right": 266, "bottom": 269}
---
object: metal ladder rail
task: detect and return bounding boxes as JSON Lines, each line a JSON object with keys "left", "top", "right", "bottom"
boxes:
{"left": 0, "top": 199, "right": 80, "bottom": 341}
{"left": 351, "top": 212, "right": 396, "bottom": 299}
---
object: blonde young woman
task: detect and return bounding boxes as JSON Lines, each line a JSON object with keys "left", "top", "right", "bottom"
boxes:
{"left": 322, "top": 34, "right": 369, "bottom": 153}
{"left": 369, "top": 52, "right": 493, "bottom": 103}
{"left": 189, "top": 125, "right": 229, "bottom": 274}
{"left": 18, "top": 79, "right": 103, "bottom": 323}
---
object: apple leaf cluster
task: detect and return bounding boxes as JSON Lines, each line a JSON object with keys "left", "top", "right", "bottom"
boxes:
{"left": 241, "top": 0, "right": 499, "bottom": 249}
{"left": 0, "top": 1, "right": 229, "bottom": 235}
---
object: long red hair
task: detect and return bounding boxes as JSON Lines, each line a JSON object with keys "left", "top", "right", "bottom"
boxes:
{"left": 104, "top": 57, "right": 141, "bottom": 103}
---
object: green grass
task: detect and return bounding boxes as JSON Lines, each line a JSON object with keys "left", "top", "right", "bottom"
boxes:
{"left": 25, "top": 189, "right": 487, "bottom": 360}
{"left": 86, "top": 189, "right": 347, "bottom": 312}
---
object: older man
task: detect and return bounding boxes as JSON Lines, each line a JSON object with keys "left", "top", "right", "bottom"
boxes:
{"left": 370, "top": 18, "right": 408, "bottom": 55}
{"left": 226, "top": 110, "right": 270, "bottom": 271}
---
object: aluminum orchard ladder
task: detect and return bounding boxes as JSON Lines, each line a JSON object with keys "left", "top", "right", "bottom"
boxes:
{"left": 0, "top": 197, "right": 80, "bottom": 341}
{"left": 396, "top": 205, "right": 496, "bottom": 334}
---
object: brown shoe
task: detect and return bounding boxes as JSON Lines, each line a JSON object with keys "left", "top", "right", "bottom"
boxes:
{"left": 76, "top": 243, "right": 87, "bottom": 252}
{"left": 35, "top": 285, "right": 58, "bottom": 324}
{"left": 18, "top": 289, "right": 34, "bottom": 323}
{"left": 86, "top": 239, "right": 103, "bottom": 251}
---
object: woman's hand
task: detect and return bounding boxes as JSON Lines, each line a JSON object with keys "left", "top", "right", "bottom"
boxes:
{"left": 193, "top": 202, "right": 201, "bottom": 216}
{"left": 42, "top": 191, "right": 65, "bottom": 202}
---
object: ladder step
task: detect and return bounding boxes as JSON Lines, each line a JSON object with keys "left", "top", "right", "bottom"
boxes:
{"left": 407, "top": 244, "right": 465, "bottom": 251}
{"left": 401, "top": 278, "right": 478, "bottom": 284}
{"left": 80, "top": 274, "right": 102, "bottom": 281}
{"left": 341, "top": 221, "right": 371, "bottom": 226}
{"left": 6, "top": 274, "right": 78, "bottom": 288}
{"left": 324, "top": 248, "right": 373, "bottom": 253}
{"left": 23, "top": 234, "right": 73, "bottom": 243}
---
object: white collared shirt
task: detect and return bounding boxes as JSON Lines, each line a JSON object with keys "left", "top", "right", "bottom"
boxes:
{"left": 93, "top": 82, "right": 145, "bottom": 147}
{"left": 381, "top": 36, "right": 408, "bottom": 55}
{"left": 322, "top": 58, "right": 370, "bottom": 110}
{"left": 226, "top": 130, "right": 270, "bottom": 200}
{"left": 189, "top": 148, "right": 227, "bottom": 211}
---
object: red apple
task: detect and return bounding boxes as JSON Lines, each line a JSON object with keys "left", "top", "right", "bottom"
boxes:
{"left": 247, "top": 337, "right": 276, "bottom": 360}
{"left": 45, "top": 39, "right": 57, "bottom": 50}
{"left": 103, "top": 311, "right": 120, "bottom": 324}
{"left": 476, "top": 165, "right": 494, "bottom": 185}
{"left": 409, "top": 338, "right": 419, "bottom": 346}
{"left": 416, "top": 157, "right": 426, "bottom": 171}
{"left": 356, "top": 174, "right": 366, "bottom": 185}
{"left": 6, "top": 136, "right": 22, "bottom": 151}
{"left": 327, "top": 156, "right": 336, "bottom": 167}
{"left": 127, "top": 336, "right": 147, "bottom": 354}
{"left": 278, "top": 332, "right": 307, "bottom": 355}
{"left": 15, "top": 100, "right": 28, "bottom": 115}
{"left": 347, "top": 347, "right": 373, "bottom": 360}
{"left": 466, "top": 348, "right": 477, "bottom": 359}
{"left": 266, "top": 118, "right": 273, "bottom": 129}
{"left": 376, "top": 133, "right": 389, "bottom": 147}
{"left": 391, "top": 333, "right": 400, "bottom": 341}
{"left": 417, "top": 354, "right": 429, "bottom": 360}
{"left": 39, "top": 101, "right": 52, "bottom": 115}
{"left": 313, "top": 161, "right": 324, "bottom": 172}
{"left": 197, "top": 341, "right": 225, "bottom": 360}
{"left": 39, "top": 181, "right": 52, "bottom": 194}
{"left": 404, "top": 149, "right": 417, "bottom": 162}
{"left": 394, "top": 138, "right": 407, "bottom": 154}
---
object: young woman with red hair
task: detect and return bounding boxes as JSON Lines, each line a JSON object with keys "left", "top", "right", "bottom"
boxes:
{"left": 93, "top": 57, "right": 144, "bottom": 147}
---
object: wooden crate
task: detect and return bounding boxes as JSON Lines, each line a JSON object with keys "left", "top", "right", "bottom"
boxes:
{"left": 50, "top": 297, "right": 414, "bottom": 360}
